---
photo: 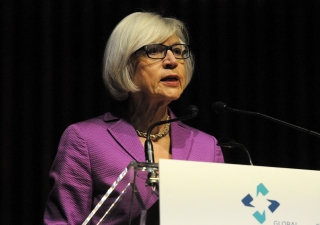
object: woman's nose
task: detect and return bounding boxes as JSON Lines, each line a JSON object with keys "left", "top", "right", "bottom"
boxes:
{"left": 163, "top": 50, "right": 178, "bottom": 69}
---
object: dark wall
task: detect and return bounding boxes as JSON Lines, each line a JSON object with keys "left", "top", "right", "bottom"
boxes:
{"left": 1, "top": 0, "right": 320, "bottom": 224}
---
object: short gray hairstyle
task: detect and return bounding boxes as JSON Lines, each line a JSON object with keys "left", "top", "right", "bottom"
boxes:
{"left": 103, "top": 12, "right": 195, "bottom": 101}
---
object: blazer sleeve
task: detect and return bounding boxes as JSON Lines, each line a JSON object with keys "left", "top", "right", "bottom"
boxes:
{"left": 44, "top": 124, "right": 93, "bottom": 225}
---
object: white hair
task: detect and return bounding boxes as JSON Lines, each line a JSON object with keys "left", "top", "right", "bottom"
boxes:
{"left": 103, "top": 12, "right": 195, "bottom": 101}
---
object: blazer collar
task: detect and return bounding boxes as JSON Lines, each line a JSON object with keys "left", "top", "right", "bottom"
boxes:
{"left": 103, "top": 109, "right": 193, "bottom": 162}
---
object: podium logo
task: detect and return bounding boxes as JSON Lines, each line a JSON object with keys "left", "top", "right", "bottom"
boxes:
{"left": 241, "top": 183, "right": 280, "bottom": 224}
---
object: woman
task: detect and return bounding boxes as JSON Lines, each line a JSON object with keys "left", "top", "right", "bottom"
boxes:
{"left": 44, "top": 12, "right": 224, "bottom": 224}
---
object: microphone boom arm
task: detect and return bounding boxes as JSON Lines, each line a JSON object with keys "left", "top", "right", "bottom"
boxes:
{"left": 230, "top": 108, "right": 320, "bottom": 138}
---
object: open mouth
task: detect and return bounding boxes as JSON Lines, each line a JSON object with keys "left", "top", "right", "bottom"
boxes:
{"left": 161, "top": 75, "right": 179, "bottom": 82}
{"left": 160, "top": 75, "right": 180, "bottom": 87}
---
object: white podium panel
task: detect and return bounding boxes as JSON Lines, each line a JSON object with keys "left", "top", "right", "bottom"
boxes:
{"left": 159, "top": 159, "right": 320, "bottom": 225}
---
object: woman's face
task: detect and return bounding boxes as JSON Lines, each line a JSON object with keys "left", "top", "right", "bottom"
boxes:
{"left": 132, "top": 35, "right": 187, "bottom": 103}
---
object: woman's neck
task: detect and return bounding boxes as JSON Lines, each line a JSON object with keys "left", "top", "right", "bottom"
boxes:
{"left": 128, "top": 97, "right": 170, "bottom": 134}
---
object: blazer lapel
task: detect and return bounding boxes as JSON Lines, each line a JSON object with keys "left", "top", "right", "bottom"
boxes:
{"left": 104, "top": 113, "right": 146, "bottom": 162}
{"left": 103, "top": 110, "right": 194, "bottom": 162}
{"left": 171, "top": 119, "right": 193, "bottom": 160}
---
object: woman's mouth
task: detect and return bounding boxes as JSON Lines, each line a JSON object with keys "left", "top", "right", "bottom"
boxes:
{"left": 160, "top": 75, "right": 180, "bottom": 86}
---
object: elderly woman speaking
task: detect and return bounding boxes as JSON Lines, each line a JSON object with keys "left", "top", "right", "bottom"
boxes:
{"left": 44, "top": 12, "right": 224, "bottom": 225}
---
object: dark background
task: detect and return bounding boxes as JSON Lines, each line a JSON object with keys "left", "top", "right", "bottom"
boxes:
{"left": 1, "top": 0, "right": 320, "bottom": 224}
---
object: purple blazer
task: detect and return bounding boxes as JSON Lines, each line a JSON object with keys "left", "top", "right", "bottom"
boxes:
{"left": 44, "top": 111, "right": 224, "bottom": 224}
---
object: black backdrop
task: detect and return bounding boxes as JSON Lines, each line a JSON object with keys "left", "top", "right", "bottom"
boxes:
{"left": 1, "top": 0, "right": 320, "bottom": 224}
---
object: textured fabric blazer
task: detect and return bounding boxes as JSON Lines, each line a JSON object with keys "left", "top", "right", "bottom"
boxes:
{"left": 44, "top": 110, "right": 224, "bottom": 225}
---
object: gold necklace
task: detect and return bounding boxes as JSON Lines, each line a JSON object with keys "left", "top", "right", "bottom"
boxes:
{"left": 136, "top": 115, "right": 170, "bottom": 140}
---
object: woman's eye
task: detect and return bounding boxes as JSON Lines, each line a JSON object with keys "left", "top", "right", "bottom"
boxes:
{"left": 149, "top": 49, "right": 158, "bottom": 54}
{"left": 172, "top": 48, "right": 182, "bottom": 55}
{"left": 148, "top": 46, "right": 162, "bottom": 55}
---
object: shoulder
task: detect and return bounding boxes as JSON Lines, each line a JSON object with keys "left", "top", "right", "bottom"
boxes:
{"left": 73, "top": 112, "right": 118, "bottom": 127}
{"left": 63, "top": 112, "right": 120, "bottom": 134}
{"left": 174, "top": 120, "right": 217, "bottom": 142}
{"left": 58, "top": 112, "right": 129, "bottom": 149}
{"left": 168, "top": 108, "right": 214, "bottom": 139}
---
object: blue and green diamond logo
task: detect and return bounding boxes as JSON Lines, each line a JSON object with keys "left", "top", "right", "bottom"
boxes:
{"left": 242, "top": 183, "right": 280, "bottom": 224}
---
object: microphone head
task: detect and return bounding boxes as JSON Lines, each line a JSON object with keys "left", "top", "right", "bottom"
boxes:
{"left": 188, "top": 105, "right": 199, "bottom": 116}
{"left": 212, "top": 101, "right": 230, "bottom": 113}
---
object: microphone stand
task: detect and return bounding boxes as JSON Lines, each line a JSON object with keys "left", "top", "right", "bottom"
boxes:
{"left": 217, "top": 138, "right": 254, "bottom": 166}
{"left": 144, "top": 106, "right": 199, "bottom": 188}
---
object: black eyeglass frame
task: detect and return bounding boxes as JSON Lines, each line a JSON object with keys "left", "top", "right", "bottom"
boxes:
{"left": 133, "top": 44, "right": 190, "bottom": 59}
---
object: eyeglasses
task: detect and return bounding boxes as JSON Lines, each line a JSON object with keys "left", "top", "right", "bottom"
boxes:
{"left": 134, "top": 44, "right": 190, "bottom": 59}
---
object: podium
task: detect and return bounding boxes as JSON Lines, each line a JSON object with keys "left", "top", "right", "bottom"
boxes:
{"left": 159, "top": 159, "right": 320, "bottom": 225}
{"left": 83, "top": 160, "right": 320, "bottom": 224}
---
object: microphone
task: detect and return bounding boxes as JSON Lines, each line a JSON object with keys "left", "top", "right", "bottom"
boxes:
{"left": 217, "top": 138, "right": 253, "bottom": 166}
{"left": 144, "top": 105, "right": 199, "bottom": 163}
{"left": 212, "top": 101, "right": 320, "bottom": 138}
{"left": 144, "top": 105, "right": 199, "bottom": 188}
{"left": 212, "top": 101, "right": 233, "bottom": 113}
